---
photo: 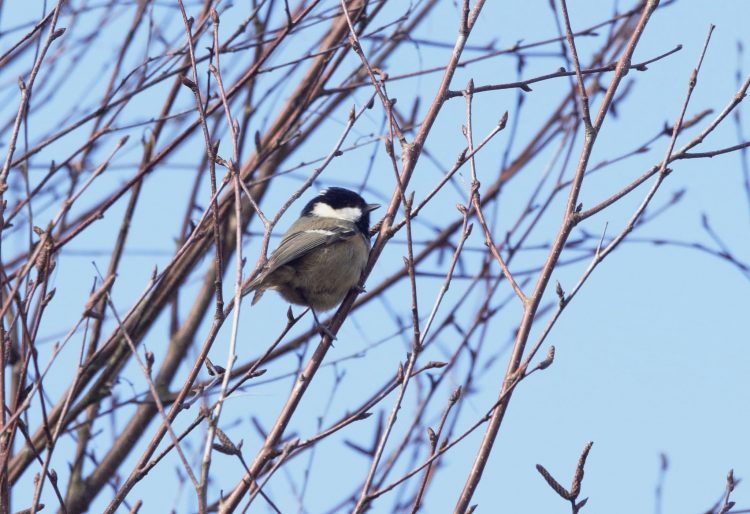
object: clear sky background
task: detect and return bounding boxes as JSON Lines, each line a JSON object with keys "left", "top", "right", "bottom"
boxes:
{"left": 2, "top": 0, "right": 749, "bottom": 513}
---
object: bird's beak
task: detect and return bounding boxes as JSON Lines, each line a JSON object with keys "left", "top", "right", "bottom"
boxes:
{"left": 366, "top": 203, "right": 381, "bottom": 212}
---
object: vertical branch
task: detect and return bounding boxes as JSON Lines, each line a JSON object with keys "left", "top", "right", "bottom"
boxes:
{"left": 559, "top": 0, "right": 593, "bottom": 130}
{"left": 410, "top": 386, "right": 462, "bottom": 513}
{"left": 463, "top": 81, "right": 521, "bottom": 302}
{"left": 176, "top": 0, "right": 225, "bottom": 318}
{"left": 199, "top": 10, "right": 245, "bottom": 510}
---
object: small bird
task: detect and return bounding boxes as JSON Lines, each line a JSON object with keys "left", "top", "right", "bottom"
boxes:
{"left": 243, "top": 187, "right": 380, "bottom": 334}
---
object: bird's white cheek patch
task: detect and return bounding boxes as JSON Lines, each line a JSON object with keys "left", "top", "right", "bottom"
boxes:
{"left": 312, "top": 202, "right": 362, "bottom": 222}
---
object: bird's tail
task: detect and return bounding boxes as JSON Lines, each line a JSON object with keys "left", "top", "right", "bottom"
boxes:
{"left": 250, "top": 289, "right": 264, "bottom": 305}
{"left": 241, "top": 275, "right": 265, "bottom": 305}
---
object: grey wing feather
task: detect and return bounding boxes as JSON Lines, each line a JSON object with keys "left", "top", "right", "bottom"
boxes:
{"left": 269, "top": 226, "right": 355, "bottom": 270}
{"left": 245, "top": 222, "right": 356, "bottom": 293}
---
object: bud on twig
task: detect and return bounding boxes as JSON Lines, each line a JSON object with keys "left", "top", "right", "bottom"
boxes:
{"left": 538, "top": 346, "right": 555, "bottom": 370}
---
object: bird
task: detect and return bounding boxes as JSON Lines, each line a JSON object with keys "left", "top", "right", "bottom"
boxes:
{"left": 243, "top": 187, "right": 380, "bottom": 335}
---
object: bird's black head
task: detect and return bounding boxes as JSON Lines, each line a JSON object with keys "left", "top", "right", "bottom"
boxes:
{"left": 302, "top": 187, "right": 380, "bottom": 235}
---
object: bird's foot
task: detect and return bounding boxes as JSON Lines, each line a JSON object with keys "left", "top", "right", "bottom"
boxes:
{"left": 316, "top": 322, "right": 338, "bottom": 342}
{"left": 310, "top": 309, "right": 337, "bottom": 341}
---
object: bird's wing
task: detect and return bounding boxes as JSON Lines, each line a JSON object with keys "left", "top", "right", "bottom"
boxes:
{"left": 268, "top": 224, "right": 356, "bottom": 270}
{"left": 246, "top": 221, "right": 357, "bottom": 291}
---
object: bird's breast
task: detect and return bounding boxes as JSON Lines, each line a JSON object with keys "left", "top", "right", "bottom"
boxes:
{"left": 279, "top": 234, "right": 369, "bottom": 311}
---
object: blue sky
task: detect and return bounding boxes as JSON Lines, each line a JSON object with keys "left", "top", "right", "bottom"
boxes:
{"left": 2, "top": 1, "right": 749, "bottom": 513}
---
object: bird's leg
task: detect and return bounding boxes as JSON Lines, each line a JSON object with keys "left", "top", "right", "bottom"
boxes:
{"left": 310, "top": 308, "right": 337, "bottom": 341}
{"left": 296, "top": 289, "right": 337, "bottom": 341}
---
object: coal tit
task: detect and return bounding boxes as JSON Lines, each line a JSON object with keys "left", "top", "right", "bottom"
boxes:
{"left": 243, "top": 187, "right": 380, "bottom": 327}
